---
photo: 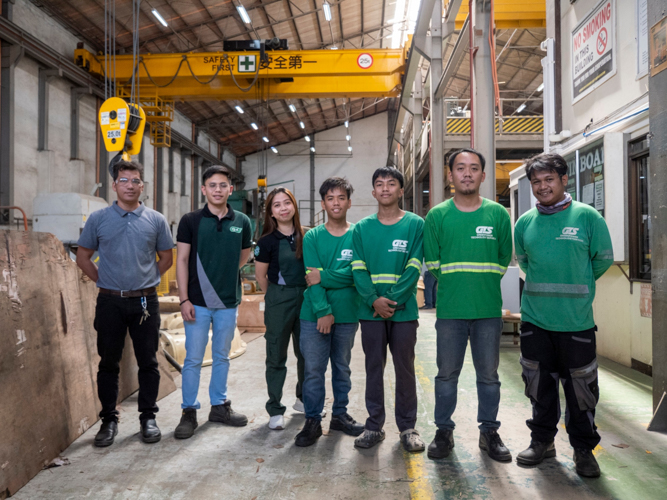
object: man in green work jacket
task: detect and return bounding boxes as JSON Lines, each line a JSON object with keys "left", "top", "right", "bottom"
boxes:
{"left": 514, "top": 153, "right": 613, "bottom": 478}
{"left": 351, "top": 166, "right": 425, "bottom": 453}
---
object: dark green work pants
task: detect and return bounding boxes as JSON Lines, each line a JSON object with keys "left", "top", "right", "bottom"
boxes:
{"left": 264, "top": 283, "right": 306, "bottom": 416}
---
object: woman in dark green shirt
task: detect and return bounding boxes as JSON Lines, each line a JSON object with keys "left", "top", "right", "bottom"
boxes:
{"left": 254, "top": 187, "right": 307, "bottom": 430}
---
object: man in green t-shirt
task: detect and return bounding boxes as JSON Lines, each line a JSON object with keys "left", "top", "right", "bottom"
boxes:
{"left": 294, "top": 178, "right": 364, "bottom": 447}
{"left": 424, "top": 148, "right": 513, "bottom": 462}
{"left": 514, "top": 153, "right": 613, "bottom": 478}
{"left": 352, "top": 166, "right": 425, "bottom": 453}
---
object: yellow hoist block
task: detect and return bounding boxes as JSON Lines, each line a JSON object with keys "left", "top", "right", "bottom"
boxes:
{"left": 99, "top": 97, "right": 147, "bottom": 155}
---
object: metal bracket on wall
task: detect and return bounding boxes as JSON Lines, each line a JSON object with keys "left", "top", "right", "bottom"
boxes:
{"left": 616, "top": 264, "right": 633, "bottom": 294}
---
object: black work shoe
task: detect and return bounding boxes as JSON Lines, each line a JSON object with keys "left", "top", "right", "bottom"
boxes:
{"left": 140, "top": 419, "right": 162, "bottom": 443}
{"left": 573, "top": 448, "right": 601, "bottom": 478}
{"left": 94, "top": 420, "right": 118, "bottom": 447}
{"left": 400, "top": 429, "right": 426, "bottom": 453}
{"left": 174, "top": 409, "right": 198, "bottom": 439}
{"left": 427, "top": 429, "right": 455, "bottom": 459}
{"left": 479, "top": 429, "right": 512, "bottom": 462}
{"left": 209, "top": 400, "right": 248, "bottom": 427}
{"left": 354, "top": 429, "right": 386, "bottom": 449}
{"left": 295, "top": 418, "right": 323, "bottom": 447}
{"left": 330, "top": 413, "right": 364, "bottom": 437}
{"left": 516, "top": 440, "right": 556, "bottom": 465}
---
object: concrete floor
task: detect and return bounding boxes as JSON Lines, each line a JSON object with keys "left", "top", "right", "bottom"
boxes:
{"left": 14, "top": 310, "right": 667, "bottom": 499}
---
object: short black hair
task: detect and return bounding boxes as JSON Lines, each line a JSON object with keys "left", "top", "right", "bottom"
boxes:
{"left": 319, "top": 177, "right": 354, "bottom": 200}
{"left": 448, "top": 148, "right": 486, "bottom": 171}
{"left": 112, "top": 159, "right": 144, "bottom": 181}
{"left": 202, "top": 165, "right": 231, "bottom": 184}
{"left": 524, "top": 153, "right": 568, "bottom": 180}
{"left": 372, "top": 166, "right": 404, "bottom": 189}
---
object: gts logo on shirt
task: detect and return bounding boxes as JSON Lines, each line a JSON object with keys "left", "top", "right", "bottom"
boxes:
{"left": 557, "top": 227, "right": 584, "bottom": 242}
{"left": 471, "top": 226, "right": 496, "bottom": 240}
{"left": 338, "top": 249, "right": 353, "bottom": 261}
{"left": 230, "top": 226, "right": 242, "bottom": 233}
{"left": 389, "top": 240, "right": 409, "bottom": 253}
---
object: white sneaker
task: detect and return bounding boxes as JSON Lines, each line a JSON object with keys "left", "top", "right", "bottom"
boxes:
{"left": 268, "top": 415, "right": 285, "bottom": 430}
{"left": 292, "top": 398, "right": 305, "bottom": 413}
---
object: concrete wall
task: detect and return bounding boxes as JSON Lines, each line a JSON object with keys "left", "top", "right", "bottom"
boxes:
{"left": 560, "top": 0, "right": 648, "bottom": 134}
{"left": 5, "top": 0, "right": 226, "bottom": 233}
{"left": 241, "top": 113, "right": 389, "bottom": 225}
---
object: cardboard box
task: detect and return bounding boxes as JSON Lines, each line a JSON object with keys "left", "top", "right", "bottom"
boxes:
{"left": 238, "top": 293, "right": 266, "bottom": 331}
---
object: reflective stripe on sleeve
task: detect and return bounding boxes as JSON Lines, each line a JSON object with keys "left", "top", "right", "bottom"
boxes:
{"left": 351, "top": 260, "right": 367, "bottom": 271}
{"left": 370, "top": 274, "right": 400, "bottom": 284}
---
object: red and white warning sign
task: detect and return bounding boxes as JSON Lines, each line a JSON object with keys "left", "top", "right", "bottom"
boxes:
{"left": 571, "top": 0, "right": 615, "bottom": 102}
{"left": 357, "top": 53, "right": 373, "bottom": 69}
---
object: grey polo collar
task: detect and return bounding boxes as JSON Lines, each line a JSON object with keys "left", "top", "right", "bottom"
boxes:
{"left": 112, "top": 201, "right": 146, "bottom": 217}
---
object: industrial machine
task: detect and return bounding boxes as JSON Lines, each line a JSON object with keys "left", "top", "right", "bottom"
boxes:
{"left": 33, "top": 193, "right": 108, "bottom": 245}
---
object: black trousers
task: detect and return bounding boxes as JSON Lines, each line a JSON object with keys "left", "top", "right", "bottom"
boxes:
{"left": 520, "top": 322, "right": 600, "bottom": 450}
{"left": 94, "top": 293, "right": 161, "bottom": 423}
{"left": 360, "top": 320, "right": 418, "bottom": 432}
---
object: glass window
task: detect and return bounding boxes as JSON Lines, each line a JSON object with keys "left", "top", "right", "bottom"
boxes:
{"left": 629, "top": 136, "right": 651, "bottom": 281}
{"left": 577, "top": 139, "right": 605, "bottom": 216}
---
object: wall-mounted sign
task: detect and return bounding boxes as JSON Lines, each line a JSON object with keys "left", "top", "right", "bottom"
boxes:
{"left": 637, "top": 0, "right": 648, "bottom": 78}
{"left": 649, "top": 16, "right": 667, "bottom": 77}
{"left": 640, "top": 283, "right": 652, "bottom": 318}
{"left": 571, "top": 0, "right": 616, "bottom": 103}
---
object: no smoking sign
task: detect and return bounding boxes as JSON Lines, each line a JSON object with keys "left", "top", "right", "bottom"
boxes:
{"left": 357, "top": 53, "right": 373, "bottom": 69}
{"left": 596, "top": 28, "right": 608, "bottom": 55}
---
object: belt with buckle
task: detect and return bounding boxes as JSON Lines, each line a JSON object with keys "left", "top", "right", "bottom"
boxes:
{"left": 98, "top": 287, "right": 157, "bottom": 298}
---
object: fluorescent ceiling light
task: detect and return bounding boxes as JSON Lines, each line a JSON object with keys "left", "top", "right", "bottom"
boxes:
{"left": 346, "top": 135, "right": 351, "bottom": 141}
{"left": 271, "top": 147, "right": 278, "bottom": 153}
{"left": 516, "top": 103, "right": 526, "bottom": 113}
{"left": 310, "top": 147, "right": 316, "bottom": 152}
{"left": 300, "top": 121, "right": 305, "bottom": 129}
{"left": 305, "top": 135, "right": 311, "bottom": 142}
{"left": 322, "top": 1, "right": 332, "bottom": 21}
{"left": 536, "top": 83, "right": 544, "bottom": 92}
{"left": 263, "top": 136, "right": 269, "bottom": 142}
{"left": 289, "top": 104, "right": 297, "bottom": 112}
{"left": 237, "top": 5, "right": 251, "bottom": 24}
{"left": 344, "top": 120, "right": 349, "bottom": 127}
{"left": 348, "top": 146, "right": 352, "bottom": 152}
{"left": 152, "top": 9, "right": 168, "bottom": 27}
{"left": 250, "top": 122, "right": 258, "bottom": 130}
{"left": 235, "top": 105, "right": 244, "bottom": 114}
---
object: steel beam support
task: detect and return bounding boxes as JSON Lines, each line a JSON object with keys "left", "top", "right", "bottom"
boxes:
{"left": 70, "top": 87, "right": 90, "bottom": 159}
{"left": 168, "top": 147, "right": 174, "bottom": 193}
{"left": 472, "top": 0, "right": 496, "bottom": 201}
{"left": 180, "top": 148, "right": 189, "bottom": 196}
{"left": 156, "top": 148, "right": 164, "bottom": 213}
{"left": 0, "top": 43, "right": 19, "bottom": 223}
{"left": 412, "top": 76, "right": 423, "bottom": 216}
{"left": 38, "top": 68, "right": 59, "bottom": 151}
{"left": 649, "top": 0, "right": 667, "bottom": 422}
{"left": 429, "top": 0, "right": 445, "bottom": 208}
{"left": 310, "top": 137, "right": 315, "bottom": 226}
{"left": 434, "top": 17, "right": 470, "bottom": 98}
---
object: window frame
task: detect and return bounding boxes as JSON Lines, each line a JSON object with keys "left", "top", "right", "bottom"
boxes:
{"left": 628, "top": 135, "right": 651, "bottom": 283}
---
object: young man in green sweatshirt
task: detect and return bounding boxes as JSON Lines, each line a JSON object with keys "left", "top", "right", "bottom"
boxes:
{"left": 352, "top": 166, "right": 425, "bottom": 453}
{"left": 424, "top": 148, "right": 513, "bottom": 462}
{"left": 514, "top": 153, "right": 613, "bottom": 478}
{"left": 294, "top": 177, "right": 364, "bottom": 447}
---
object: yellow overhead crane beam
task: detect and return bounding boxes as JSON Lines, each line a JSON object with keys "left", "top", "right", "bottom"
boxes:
{"left": 74, "top": 47, "right": 406, "bottom": 100}
{"left": 448, "top": 0, "right": 546, "bottom": 29}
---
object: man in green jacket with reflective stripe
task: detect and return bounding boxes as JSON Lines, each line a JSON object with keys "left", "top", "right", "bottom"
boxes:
{"left": 424, "top": 148, "right": 513, "bottom": 462}
{"left": 514, "top": 153, "right": 613, "bottom": 478}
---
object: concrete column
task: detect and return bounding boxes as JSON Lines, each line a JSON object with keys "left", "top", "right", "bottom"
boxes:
{"left": 649, "top": 0, "right": 667, "bottom": 417}
{"left": 412, "top": 75, "right": 423, "bottom": 216}
{"left": 429, "top": 0, "right": 445, "bottom": 208}
{"left": 472, "top": 0, "right": 496, "bottom": 201}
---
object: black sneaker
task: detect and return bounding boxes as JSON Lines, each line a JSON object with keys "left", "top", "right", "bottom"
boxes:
{"left": 354, "top": 429, "right": 386, "bottom": 449}
{"left": 94, "top": 420, "right": 118, "bottom": 447}
{"left": 330, "top": 413, "right": 364, "bottom": 437}
{"left": 573, "top": 448, "right": 601, "bottom": 478}
{"left": 427, "top": 429, "right": 454, "bottom": 459}
{"left": 174, "top": 409, "right": 198, "bottom": 439}
{"left": 479, "top": 429, "right": 512, "bottom": 462}
{"left": 516, "top": 440, "right": 556, "bottom": 465}
{"left": 209, "top": 400, "right": 248, "bottom": 427}
{"left": 295, "top": 418, "right": 323, "bottom": 447}
{"left": 140, "top": 419, "right": 161, "bottom": 444}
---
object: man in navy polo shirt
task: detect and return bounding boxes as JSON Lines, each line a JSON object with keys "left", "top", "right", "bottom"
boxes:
{"left": 77, "top": 160, "right": 174, "bottom": 447}
{"left": 174, "top": 165, "right": 253, "bottom": 439}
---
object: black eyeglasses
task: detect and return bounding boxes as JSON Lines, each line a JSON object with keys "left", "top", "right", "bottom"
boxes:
{"left": 116, "top": 177, "right": 143, "bottom": 185}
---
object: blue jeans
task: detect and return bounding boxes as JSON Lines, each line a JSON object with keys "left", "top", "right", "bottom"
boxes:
{"left": 181, "top": 306, "right": 238, "bottom": 409}
{"left": 423, "top": 271, "right": 438, "bottom": 308}
{"left": 299, "top": 320, "right": 358, "bottom": 421}
{"left": 434, "top": 318, "right": 504, "bottom": 432}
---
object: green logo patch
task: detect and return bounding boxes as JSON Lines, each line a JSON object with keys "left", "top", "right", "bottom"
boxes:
{"left": 254, "top": 246, "right": 260, "bottom": 257}
{"left": 230, "top": 226, "right": 242, "bottom": 233}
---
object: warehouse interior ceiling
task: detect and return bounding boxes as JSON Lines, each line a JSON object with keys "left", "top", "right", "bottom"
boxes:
{"left": 31, "top": 0, "right": 545, "bottom": 157}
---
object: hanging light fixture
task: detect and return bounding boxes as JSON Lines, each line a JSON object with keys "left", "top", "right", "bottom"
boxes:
{"left": 271, "top": 147, "right": 278, "bottom": 153}
{"left": 237, "top": 5, "right": 251, "bottom": 24}
{"left": 151, "top": 9, "right": 168, "bottom": 27}
{"left": 263, "top": 136, "right": 270, "bottom": 142}
{"left": 305, "top": 135, "right": 311, "bottom": 142}
{"left": 289, "top": 104, "right": 297, "bottom": 112}
{"left": 250, "top": 123, "right": 258, "bottom": 130}
{"left": 235, "top": 105, "right": 244, "bottom": 114}
{"left": 322, "top": 1, "right": 332, "bottom": 21}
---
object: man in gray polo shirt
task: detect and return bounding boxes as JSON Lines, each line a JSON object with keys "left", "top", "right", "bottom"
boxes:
{"left": 77, "top": 160, "right": 173, "bottom": 447}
